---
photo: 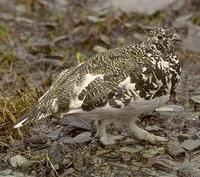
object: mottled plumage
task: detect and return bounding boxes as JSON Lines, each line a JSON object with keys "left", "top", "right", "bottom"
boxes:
{"left": 14, "top": 26, "right": 182, "bottom": 145}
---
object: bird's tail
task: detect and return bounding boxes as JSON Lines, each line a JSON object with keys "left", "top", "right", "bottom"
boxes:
{"left": 14, "top": 107, "right": 40, "bottom": 128}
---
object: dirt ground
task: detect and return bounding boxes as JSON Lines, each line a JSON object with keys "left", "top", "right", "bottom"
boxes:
{"left": 0, "top": 0, "right": 200, "bottom": 177}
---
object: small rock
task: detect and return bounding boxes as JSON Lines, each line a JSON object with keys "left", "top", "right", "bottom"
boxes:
{"left": 173, "top": 14, "right": 192, "bottom": 28}
{"left": 15, "top": 17, "right": 34, "bottom": 24}
{"left": 94, "top": 149, "right": 111, "bottom": 155}
{"left": 155, "top": 105, "right": 184, "bottom": 112}
{"left": 49, "top": 145, "right": 64, "bottom": 166}
{"left": 53, "top": 35, "right": 69, "bottom": 44}
{"left": 15, "top": 46, "right": 35, "bottom": 61}
{"left": 178, "top": 134, "right": 191, "bottom": 142}
{"left": 145, "top": 125, "right": 163, "bottom": 131}
{"left": 0, "top": 169, "right": 33, "bottom": 177}
{"left": 133, "top": 33, "right": 146, "bottom": 42}
{"left": 93, "top": 45, "right": 107, "bottom": 53}
{"left": 73, "top": 132, "right": 92, "bottom": 144}
{"left": 59, "top": 133, "right": 91, "bottom": 145}
{"left": 109, "top": 0, "right": 176, "bottom": 15}
{"left": 60, "top": 168, "right": 75, "bottom": 176}
{"left": 72, "top": 151, "right": 84, "bottom": 171}
{"left": 150, "top": 156, "right": 180, "bottom": 172}
{"left": 29, "top": 38, "right": 54, "bottom": 54}
{"left": 99, "top": 34, "right": 110, "bottom": 45}
{"left": 171, "top": 0, "right": 185, "bottom": 11}
{"left": 119, "top": 146, "right": 143, "bottom": 154}
{"left": 120, "top": 153, "right": 132, "bottom": 162}
{"left": 166, "top": 141, "right": 185, "bottom": 158}
{"left": 54, "top": 164, "right": 60, "bottom": 170}
{"left": 108, "top": 162, "right": 128, "bottom": 169}
{"left": 87, "top": 15, "right": 101, "bottom": 23}
{"left": 87, "top": 0, "right": 111, "bottom": 16}
{"left": 121, "top": 138, "right": 136, "bottom": 144}
{"left": 189, "top": 95, "right": 200, "bottom": 111}
{"left": 117, "top": 36, "right": 126, "bottom": 45}
{"left": 10, "top": 155, "right": 28, "bottom": 168}
{"left": 182, "top": 24, "right": 200, "bottom": 53}
{"left": 161, "top": 174, "right": 177, "bottom": 177}
{"left": 16, "top": 4, "right": 27, "bottom": 14}
{"left": 47, "top": 52, "right": 64, "bottom": 60}
{"left": 59, "top": 136, "right": 74, "bottom": 144}
{"left": 141, "top": 147, "right": 165, "bottom": 159}
{"left": 40, "top": 22, "right": 57, "bottom": 29}
{"left": 177, "top": 162, "right": 200, "bottom": 177}
{"left": 63, "top": 116, "right": 91, "bottom": 130}
{"left": 31, "top": 58, "right": 62, "bottom": 69}
{"left": 181, "top": 139, "right": 200, "bottom": 151}
{"left": 47, "top": 127, "right": 63, "bottom": 140}
{"left": 29, "top": 134, "right": 47, "bottom": 145}
{"left": 0, "top": 169, "right": 12, "bottom": 176}
{"left": 192, "top": 154, "right": 200, "bottom": 164}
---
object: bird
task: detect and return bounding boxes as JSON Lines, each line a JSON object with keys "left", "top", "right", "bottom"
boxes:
{"left": 14, "top": 26, "right": 182, "bottom": 145}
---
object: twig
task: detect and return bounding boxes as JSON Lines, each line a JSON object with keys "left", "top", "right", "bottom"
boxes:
{"left": 46, "top": 154, "right": 59, "bottom": 177}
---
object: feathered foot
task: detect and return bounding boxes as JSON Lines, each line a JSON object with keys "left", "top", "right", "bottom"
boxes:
{"left": 127, "top": 120, "right": 168, "bottom": 144}
{"left": 96, "top": 119, "right": 124, "bottom": 145}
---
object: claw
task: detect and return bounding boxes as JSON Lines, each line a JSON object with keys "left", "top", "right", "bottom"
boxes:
{"left": 128, "top": 121, "right": 168, "bottom": 144}
{"left": 100, "top": 134, "right": 124, "bottom": 145}
{"left": 143, "top": 133, "right": 168, "bottom": 144}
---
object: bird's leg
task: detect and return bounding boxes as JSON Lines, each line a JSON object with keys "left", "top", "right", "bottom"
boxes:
{"left": 127, "top": 119, "right": 168, "bottom": 144}
{"left": 96, "top": 119, "right": 123, "bottom": 145}
{"left": 95, "top": 120, "right": 101, "bottom": 137}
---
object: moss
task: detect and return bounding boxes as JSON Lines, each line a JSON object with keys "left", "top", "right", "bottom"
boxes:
{"left": 191, "top": 14, "right": 200, "bottom": 26}
{"left": 50, "top": 12, "right": 65, "bottom": 24}
{"left": 0, "top": 24, "right": 10, "bottom": 41}
{"left": 76, "top": 51, "right": 87, "bottom": 63}
{"left": 0, "top": 47, "right": 16, "bottom": 70}
{"left": 136, "top": 11, "right": 167, "bottom": 25}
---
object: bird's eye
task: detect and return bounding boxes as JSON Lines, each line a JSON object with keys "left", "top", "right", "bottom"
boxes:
{"left": 157, "top": 35, "right": 163, "bottom": 40}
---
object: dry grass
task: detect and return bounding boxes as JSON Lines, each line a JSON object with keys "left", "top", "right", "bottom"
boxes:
{"left": 0, "top": 88, "right": 41, "bottom": 151}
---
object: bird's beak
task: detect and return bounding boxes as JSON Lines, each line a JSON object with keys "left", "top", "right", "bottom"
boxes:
{"left": 172, "top": 34, "right": 182, "bottom": 42}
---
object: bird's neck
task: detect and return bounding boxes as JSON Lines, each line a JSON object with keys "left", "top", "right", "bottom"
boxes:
{"left": 140, "top": 41, "right": 175, "bottom": 57}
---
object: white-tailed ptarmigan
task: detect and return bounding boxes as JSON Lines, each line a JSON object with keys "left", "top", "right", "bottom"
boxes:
{"left": 14, "top": 26, "right": 182, "bottom": 145}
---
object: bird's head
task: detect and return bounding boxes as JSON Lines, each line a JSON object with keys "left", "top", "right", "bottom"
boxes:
{"left": 144, "top": 26, "right": 181, "bottom": 54}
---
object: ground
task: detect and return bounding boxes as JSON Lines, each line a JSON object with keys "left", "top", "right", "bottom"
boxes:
{"left": 0, "top": 0, "right": 200, "bottom": 177}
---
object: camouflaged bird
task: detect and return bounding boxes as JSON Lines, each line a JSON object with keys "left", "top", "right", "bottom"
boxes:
{"left": 14, "top": 26, "right": 182, "bottom": 145}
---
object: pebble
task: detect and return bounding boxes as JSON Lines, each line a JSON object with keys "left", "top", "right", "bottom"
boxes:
{"left": 109, "top": 0, "right": 177, "bottom": 15}
{"left": 73, "top": 132, "right": 92, "bottom": 144}
{"left": 189, "top": 95, "right": 200, "bottom": 111}
{"left": 119, "top": 146, "right": 143, "bottom": 154}
{"left": 99, "top": 34, "right": 110, "bottom": 45}
{"left": 59, "top": 132, "right": 92, "bottom": 144}
{"left": 181, "top": 139, "right": 200, "bottom": 151}
{"left": 46, "top": 127, "right": 63, "bottom": 140}
{"left": 150, "top": 156, "right": 180, "bottom": 172}
{"left": 93, "top": 45, "right": 107, "bottom": 53}
{"left": 141, "top": 147, "right": 165, "bottom": 159}
{"left": 0, "top": 169, "right": 33, "bottom": 177}
{"left": 166, "top": 141, "right": 185, "bottom": 158}
{"left": 155, "top": 105, "right": 184, "bottom": 112}
{"left": 29, "top": 38, "right": 54, "bottom": 54}
{"left": 120, "top": 153, "right": 132, "bottom": 162}
{"left": 177, "top": 162, "right": 200, "bottom": 177}
{"left": 9, "top": 155, "right": 28, "bottom": 168}
{"left": 63, "top": 116, "right": 91, "bottom": 130}
{"left": 178, "top": 134, "right": 191, "bottom": 142}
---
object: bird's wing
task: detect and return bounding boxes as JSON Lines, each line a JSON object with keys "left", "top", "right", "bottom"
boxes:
{"left": 67, "top": 71, "right": 140, "bottom": 114}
